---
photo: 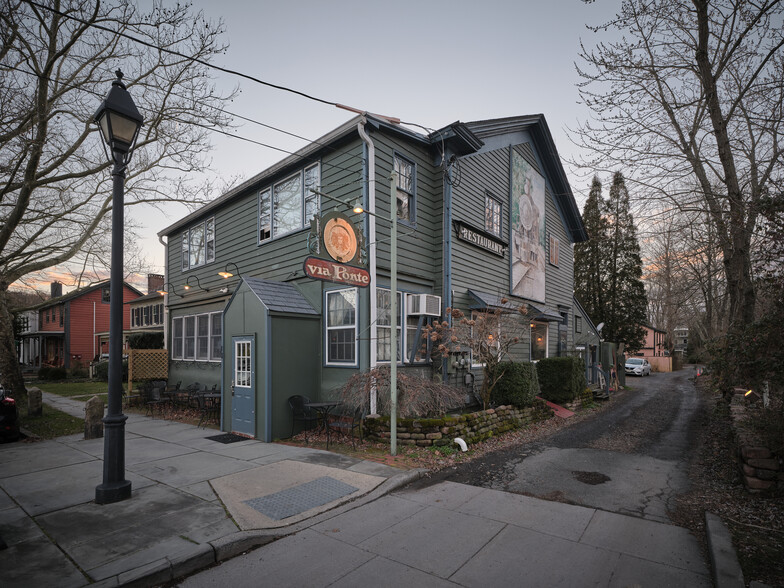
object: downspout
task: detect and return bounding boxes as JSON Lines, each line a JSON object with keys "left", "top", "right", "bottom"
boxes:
{"left": 357, "top": 118, "right": 378, "bottom": 414}
{"left": 265, "top": 308, "right": 272, "bottom": 442}
{"left": 158, "top": 234, "right": 169, "bottom": 353}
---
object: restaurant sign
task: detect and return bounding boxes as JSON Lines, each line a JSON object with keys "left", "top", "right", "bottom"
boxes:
{"left": 303, "top": 256, "right": 370, "bottom": 288}
{"left": 453, "top": 220, "right": 507, "bottom": 257}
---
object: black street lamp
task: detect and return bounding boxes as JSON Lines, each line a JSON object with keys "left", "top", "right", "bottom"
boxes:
{"left": 93, "top": 70, "right": 143, "bottom": 504}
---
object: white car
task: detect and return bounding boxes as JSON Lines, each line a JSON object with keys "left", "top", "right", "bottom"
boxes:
{"left": 625, "top": 357, "right": 651, "bottom": 376}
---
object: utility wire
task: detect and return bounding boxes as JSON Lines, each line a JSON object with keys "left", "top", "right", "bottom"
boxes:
{"left": 27, "top": 0, "right": 339, "bottom": 109}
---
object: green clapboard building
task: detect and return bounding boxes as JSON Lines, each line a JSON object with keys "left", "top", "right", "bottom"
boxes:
{"left": 158, "top": 114, "right": 588, "bottom": 441}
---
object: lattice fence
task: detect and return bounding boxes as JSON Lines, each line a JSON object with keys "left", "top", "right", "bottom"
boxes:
{"left": 128, "top": 349, "right": 169, "bottom": 393}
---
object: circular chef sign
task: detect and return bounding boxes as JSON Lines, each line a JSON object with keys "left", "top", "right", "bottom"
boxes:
{"left": 323, "top": 217, "right": 358, "bottom": 262}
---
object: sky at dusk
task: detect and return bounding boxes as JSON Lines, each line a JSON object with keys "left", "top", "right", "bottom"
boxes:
{"left": 125, "top": 0, "right": 624, "bottom": 287}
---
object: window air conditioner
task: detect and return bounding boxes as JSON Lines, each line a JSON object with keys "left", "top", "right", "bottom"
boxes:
{"left": 407, "top": 294, "right": 441, "bottom": 316}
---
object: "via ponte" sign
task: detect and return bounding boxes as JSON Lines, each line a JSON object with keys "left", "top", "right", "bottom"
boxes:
{"left": 303, "top": 256, "right": 370, "bottom": 288}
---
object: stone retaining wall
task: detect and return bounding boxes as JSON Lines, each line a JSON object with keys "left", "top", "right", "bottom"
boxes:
{"left": 730, "top": 388, "right": 781, "bottom": 493}
{"left": 565, "top": 388, "right": 594, "bottom": 412}
{"left": 363, "top": 399, "right": 554, "bottom": 448}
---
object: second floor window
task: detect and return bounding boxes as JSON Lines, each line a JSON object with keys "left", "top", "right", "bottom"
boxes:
{"left": 259, "top": 163, "right": 320, "bottom": 243}
{"left": 485, "top": 194, "right": 502, "bottom": 236}
{"left": 181, "top": 217, "right": 215, "bottom": 271}
{"left": 394, "top": 154, "right": 416, "bottom": 223}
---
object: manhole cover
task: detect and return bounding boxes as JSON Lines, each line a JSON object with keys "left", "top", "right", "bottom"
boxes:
{"left": 571, "top": 470, "right": 611, "bottom": 485}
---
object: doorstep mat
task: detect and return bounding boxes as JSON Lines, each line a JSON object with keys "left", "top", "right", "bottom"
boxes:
{"left": 205, "top": 433, "right": 248, "bottom": 444}
{"left": 210, "top": 460, "right": 385, "bottom": 529}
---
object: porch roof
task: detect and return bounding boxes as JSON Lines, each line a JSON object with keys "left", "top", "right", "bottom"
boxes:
{"left": 243, "top": 277, "right": 318, "bottom": 315}
{"left": 467, "top": 290, "right": 562, "bottom": 321}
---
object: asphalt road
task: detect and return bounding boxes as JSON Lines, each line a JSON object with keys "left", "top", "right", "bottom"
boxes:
{"left": 422, "top": 367, "right": 704, "bottom": 524}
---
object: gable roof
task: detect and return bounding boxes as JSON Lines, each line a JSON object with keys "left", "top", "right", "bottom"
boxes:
{"left": 465, "top": 115, "right": 589, "bottom": 244}
{"left": 39, "top": 280, "right": 142, "bottom": 309}
{"left": 160, "top": 113, "right": 587, "bottom": 244}
{"left": 243, "top": 277, "right": 317, "bottom": 315}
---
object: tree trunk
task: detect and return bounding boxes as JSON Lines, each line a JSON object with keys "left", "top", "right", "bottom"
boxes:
{"left": 0, "top": 285, "right": 27, "bottom": 399}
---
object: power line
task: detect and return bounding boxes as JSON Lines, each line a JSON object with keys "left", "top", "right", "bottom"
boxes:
{"left": 27, "top": 0, "right": 340, "bottom": 109}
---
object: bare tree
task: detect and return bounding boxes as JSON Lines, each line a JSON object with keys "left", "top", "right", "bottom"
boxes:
{"left": 424, "top": 303, "right": 535, "bottom": 410}
{"left": 572, "top": 0, "right": 784, "bottom": 339}
{"left": 0, "top": 0, "right": 236, "bottom": 394}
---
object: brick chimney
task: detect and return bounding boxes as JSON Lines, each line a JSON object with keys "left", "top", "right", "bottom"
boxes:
{"left": 50, "top": 281, "right": 63, "bottom": 299}
{"left": 147, "top": 274, "right": 164, "bottom": 295}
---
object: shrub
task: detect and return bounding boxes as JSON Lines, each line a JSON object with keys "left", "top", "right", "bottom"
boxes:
{"left": 536, "top": 357, "right": 586, "bottom": 404}
{"left": 127, "top": 332, "right": 164, "bottom": 349}
{"left": 38, "top": 366, "right": 67, "bottom": 380}
{"left": 94, "top": 360, "right": 128, "bottom": 382}
{"left": 339, "top": 366, "right": 465, "bottom": 418}
{"left": 489, "top": 362, "right": 540, "bottom": 407}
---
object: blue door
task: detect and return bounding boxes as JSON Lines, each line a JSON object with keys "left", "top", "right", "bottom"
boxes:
{"left": 231, "top": 336, "right": 255, "bottom": 436}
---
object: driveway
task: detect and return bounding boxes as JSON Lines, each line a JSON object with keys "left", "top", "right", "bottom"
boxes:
{"left": 425, "top": 369, "right": 704, "bottom": 523}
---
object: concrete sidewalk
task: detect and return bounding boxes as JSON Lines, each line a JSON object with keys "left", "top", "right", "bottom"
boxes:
{"left": 180, "top": 481, "right": 712, "bottom": 587}
{"left": 0, "top": 394, "right": 414, "bottom": 587}
{"left": 1, "top": 393, "right": 719, "bottom": 588}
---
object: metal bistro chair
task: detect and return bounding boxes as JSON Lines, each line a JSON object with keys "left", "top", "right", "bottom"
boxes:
{"left": 288, "top": 395, "right": 319, "bottom": 440}
{"left": 197, "top": 394, "right": 220, "bottom": 428}
{"left": 328, "top": 404, "right": 366, "bottom": 449}
{"left": 142, "top": 380, "right": 168, "bottom": 418}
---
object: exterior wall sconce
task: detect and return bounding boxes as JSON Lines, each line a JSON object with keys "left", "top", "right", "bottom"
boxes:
{"left": 156, "top": 282, "right": 180, "bottom": 296}
{"left": 184, "top": 275, "right": 209, "bottom": 292}
{"left": 218, "top": 262, "right": 242, "bottom": 280}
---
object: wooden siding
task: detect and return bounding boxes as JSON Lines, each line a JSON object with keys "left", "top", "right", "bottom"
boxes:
{"left": 370, "top": 129, "right": 441, "bottom": 291}
{"left": 449, "top": 141, "right": 576, "bottom": 362}
{"left": 166, "top": 138, "right": 365, "bottom": 296}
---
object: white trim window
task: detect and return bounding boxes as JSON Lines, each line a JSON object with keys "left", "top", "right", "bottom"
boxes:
{"left": 181, "top": 217, "right": 215, "bottom": 271}
{"left": 470, "top": 310, "right": 500, "bottom": 368}
{"left": 485, "top": 194, "right": 502, "bottom": 236}
{"left": 376, "top": 288, "right": 402, "bottom": 363}
{"left": 171, "top": 311, "right": 222, "bottom": 361}
{"left": 394, "top": 154, "right": 416, "bottom": 223}
{"left": 326, "top": 288, "right": 357, "bottom": 365}
{"left": 531, "top": 322, "right": 548, "bottom": 361}
{"left": 259, "top": 163, "right": 320, "bottom": 243}
{"left": 172, "top": 317, "right": 183, "bottom": 358}
{"left": 377, "top": 288, "right": 428, "bottom": 364}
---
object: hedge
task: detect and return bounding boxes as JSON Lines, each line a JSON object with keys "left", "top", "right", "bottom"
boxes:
{"left": 94, "top": 359, "right": 128, "bottom": 382}
{"left": 38, "top": 366, "right": 67, "bottom": 380}
{"left": 127, "top": 332, "right": 164, "bottom": 349}
{"left": 536, "top": 356, "right": 586, "bottom": 404}
{"left": 489, "top": 361, "right": 541, "bottom": 407}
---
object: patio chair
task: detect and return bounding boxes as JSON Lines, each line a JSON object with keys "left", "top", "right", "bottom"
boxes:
{"left": 197, "top": 394, "right": 220, "bottom": 428}
{"left": 327, "top": 404, "right": 366, "bottom": 449}
{"left": 141, "top": 380, "right": 168, "bottom": 418}
{"left": 288, "top": 395, "right": 318, "bottom": 440}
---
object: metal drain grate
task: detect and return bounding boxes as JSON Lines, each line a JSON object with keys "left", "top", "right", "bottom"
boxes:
{"left": 244, "top": 476, "right": 358, "bottom": 520}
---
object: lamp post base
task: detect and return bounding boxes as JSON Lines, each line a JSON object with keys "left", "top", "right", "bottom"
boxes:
{"left": 95, "top": 479, "right": 132, "bottom": 504}
{"left": 95, "top": 412, "right": 131, "bottom": 504}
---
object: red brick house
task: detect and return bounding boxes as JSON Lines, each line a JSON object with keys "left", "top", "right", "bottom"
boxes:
{"left": 23, "top": 280, "right": 142, "bottom": 370}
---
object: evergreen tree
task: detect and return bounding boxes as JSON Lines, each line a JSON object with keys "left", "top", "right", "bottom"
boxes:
{"left": 574, "top": 176, "right": 607, "bottom": 322}
{"left": 602, "top": 172, "right": 647, "bottom": 352}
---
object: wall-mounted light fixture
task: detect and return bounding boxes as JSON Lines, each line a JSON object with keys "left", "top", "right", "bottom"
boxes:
{"left": 218, "top": 262, "right": 241, "bottom": 280}
{"left": 156, "top": 282, "right": 180, "bottom": 296}
{"left": 184, "top": 275, "right": 210, "bottom": 292}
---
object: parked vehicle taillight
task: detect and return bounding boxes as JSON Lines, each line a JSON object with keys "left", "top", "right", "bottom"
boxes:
{"left": 1, "top": 397, "right": 15, "bottom": 406}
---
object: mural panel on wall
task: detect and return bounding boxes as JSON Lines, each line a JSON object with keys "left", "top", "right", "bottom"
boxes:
{"left": 510, "top": 151, "right": 546, "bottom": 302}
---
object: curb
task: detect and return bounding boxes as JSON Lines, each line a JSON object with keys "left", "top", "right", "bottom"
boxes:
{"left": 705, "top": 511, "right": 745, "bottom": 588}
{"left": 103, "top": 468, "right": 426, "bottom": 587}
